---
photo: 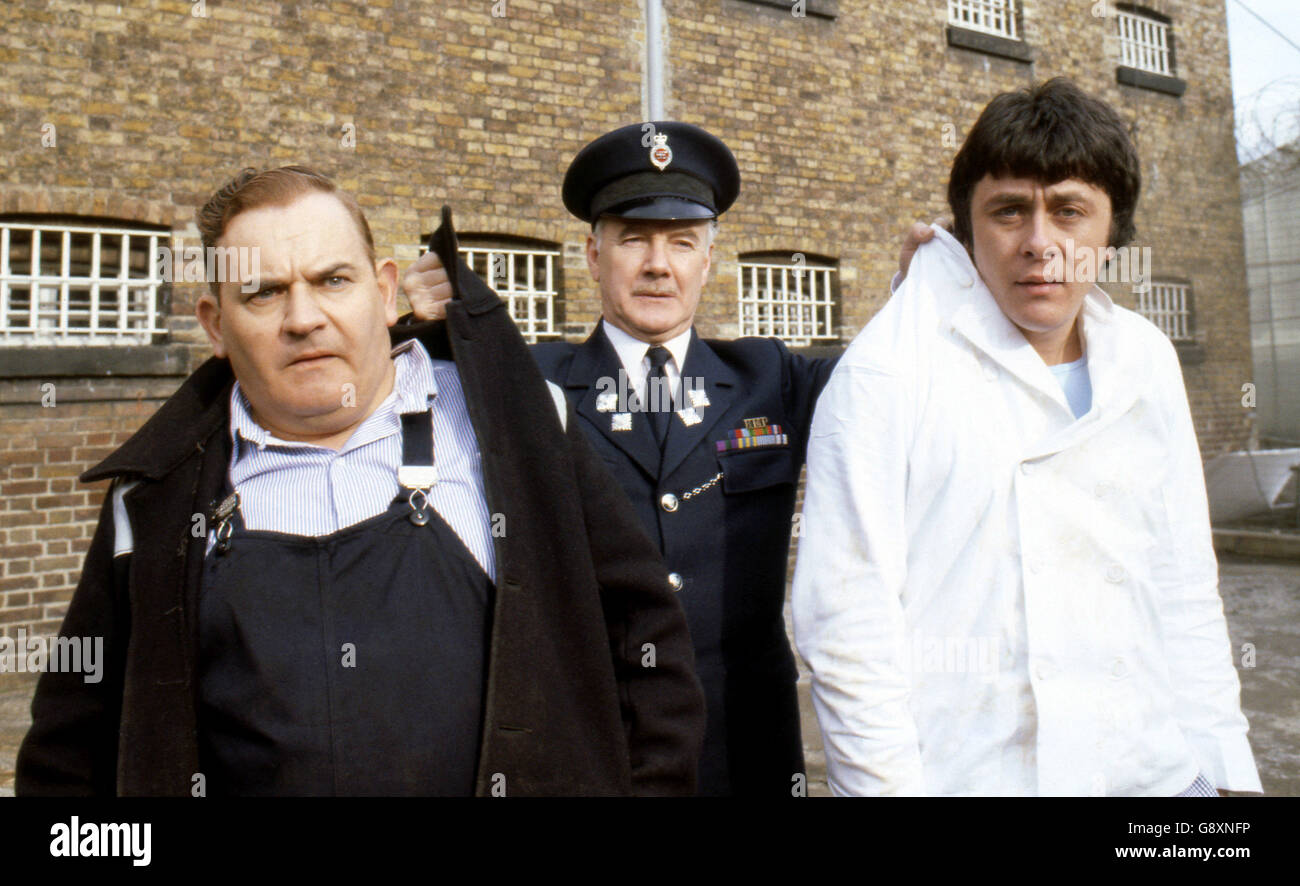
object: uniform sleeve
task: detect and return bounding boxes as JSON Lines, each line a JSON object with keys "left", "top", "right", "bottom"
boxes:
{"left": 780, "top": 344, "right": 840, "bottom": 459}
{"left": 791, "top": 360, "right": 925, "bottom": 795}
{"left": 565, "top": 401, "right": 706, "bottom": 796}
{"left": 16, "top": 483, "right": 128, "bottom": 796}
{"left": 1150, "top": 345, "right": 1262, "bottom": 793}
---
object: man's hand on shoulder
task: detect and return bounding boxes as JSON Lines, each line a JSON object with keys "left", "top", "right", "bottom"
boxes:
{"left": 897, "top": 218, "right": 951, "bottom": 282}
{"left": 402, "top": 250, "right": 453, "bottom": 321}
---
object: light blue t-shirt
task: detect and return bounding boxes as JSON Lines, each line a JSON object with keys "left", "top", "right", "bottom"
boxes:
{"left": 1049, "top": 355, "right": 1092, "bottom": 419}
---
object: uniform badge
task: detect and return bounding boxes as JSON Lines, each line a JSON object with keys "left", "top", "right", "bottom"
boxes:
{"left": 596, "top": 391, "right": 619, "bottom": 413}
{"left": 716, "top": 422, "right": 787, "bottom": 453}
{"left": 676, "top": 407, "right": 702, "bottom": 427}
{"left": 687, "top": 388, "right": 710, "bottom": 409}
{"left": 649, "top": 132, "right": 673, "bottom": 171}
{"left": 611, "top": 413, "right": 633, "bottom": 432}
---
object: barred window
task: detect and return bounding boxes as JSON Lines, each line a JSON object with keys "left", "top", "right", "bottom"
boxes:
{"left": 948, "top": 0, "right": 1019, "bottom": 41}
{"left": 1137, "top": 281, "right": 1193, "bottom": 341}
{"left": 1115, "top": 8, "right": 1172, "bottom": 76}
{"left": 420, "top": 238, "right": 562, "bottom": 342}
{"left": 1, "top": 220, "right": 169, "bottom": 345}
{"left": 737, "top": 253, "right": 838, "bottom": 345}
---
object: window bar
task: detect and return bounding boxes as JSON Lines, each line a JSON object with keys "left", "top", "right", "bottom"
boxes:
{"left": 525, "top": 254, "right": 537, "bottom": 339}
{"left": 759, "top": 263, "right": 769, "bottom": 335}
{"left": 544, "top": 254, "right": 554, "bottom": 337}
{"left": 59, "top": 230, "right": 70, "bottom": 336}
{"left": 790, "top": 258, "right": 800, "bottom": 340}
{"left": 1, "top": 226, "right": 8, "bottom": 333}
{"left": 810, "top": 269, "right": 820, "bottom": 340}
{"left": 119, "top": 233, "right": 130, "bottom": 334}
{"left": 90, "top": 231, "right": 101, "bottom": 336}
{"left": 498, "top": 251, "right": 511, "bottom": 329}
{"left": 737, "top": 264, "right": 745, "bottom": 334}
{"left": 29, "top": 228, "right": 40, "bottom": 331}
{"left": 146, "top": 234, "right": 158, "bottom": 336}
{"left": 824, "top": 269, "right": 834, "bottom": 338}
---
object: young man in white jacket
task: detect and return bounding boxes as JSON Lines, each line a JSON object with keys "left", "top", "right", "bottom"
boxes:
{"left": 792, "top": 78, "right": 1262, "bottom": 797}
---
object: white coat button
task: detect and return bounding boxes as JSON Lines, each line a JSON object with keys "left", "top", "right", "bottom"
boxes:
{"left": 1094, "top": 482, "right": 1112, "bottom": 498}
{"left": 960, "top": 276, "right": 974, "bottom": 288}
{"left": 667, "top": 572, "right": 683, "bottom": 592}
{"left": 1111, "top": 656, "right": 1127, "bottom": 677}
{"left": 1105, "top": 563, "right": 1127, "bottom": 584}
{"left": 1028, "top": 559, "right": 1042, "bottom": 575}
{"left": 660, "top": 493, "right": 679, "bottom": 512}
{"left": 1034, "top": 662, "right": 1053, "bottom": 681}
{"left": 983, "top": 365, "right": 998, "bottom": 381}
{"left": 1021, "top": 462, "right": 1034, "bottom": 476}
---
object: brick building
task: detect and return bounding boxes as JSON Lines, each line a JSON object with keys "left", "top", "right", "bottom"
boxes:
{"left": 0, "top": 0, "right": 1252, "bottom": 651}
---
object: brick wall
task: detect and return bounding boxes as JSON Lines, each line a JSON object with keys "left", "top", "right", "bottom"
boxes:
{"left": 0, "top": 0, "right": 1253, "bottom": 648}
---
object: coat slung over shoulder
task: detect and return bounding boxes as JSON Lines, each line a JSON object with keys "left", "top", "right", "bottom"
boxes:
{"left": 17, "top": 207, "right": 705, "bottom": 797}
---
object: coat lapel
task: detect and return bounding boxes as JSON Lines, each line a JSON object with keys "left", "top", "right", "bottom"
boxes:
{"left": 1021, "top": 288, "right": 1147, "bottom": 460}
{"left": 660, "top": 331, "right": 738, "bottom": 479}
{"left": 950, "top": 293, "right": 1069, "bottom": 411}
{"left": 565, "top": 324, "right": 663, "bottom": 478}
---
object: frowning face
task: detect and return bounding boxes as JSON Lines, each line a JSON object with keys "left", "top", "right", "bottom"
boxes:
{"left": 196, "top": 190, "right": 398, "bottom": 445}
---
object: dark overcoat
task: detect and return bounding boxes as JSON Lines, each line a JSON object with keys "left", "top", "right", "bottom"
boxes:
{"left": 16, "top": 211, "right": 705, "bottom": 797}
{"left": 532, "top": 326, "right": 837, "bottom": 795}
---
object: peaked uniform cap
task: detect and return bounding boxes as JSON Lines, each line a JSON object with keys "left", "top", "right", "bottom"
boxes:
{"left": 562, "top": 121, "right": 741, "bottom": 223}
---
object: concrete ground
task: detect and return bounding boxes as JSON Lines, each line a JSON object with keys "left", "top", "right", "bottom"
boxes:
{"left": 1, "top": 552, "right": 1295, "bottom": 797}
{"left": 0, "top": 673, "right": 35, "bottom": 797}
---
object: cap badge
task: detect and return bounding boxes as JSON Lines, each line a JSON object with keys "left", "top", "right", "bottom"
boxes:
{"left": 649, "top": 132, "right": 673, "bottom": 172}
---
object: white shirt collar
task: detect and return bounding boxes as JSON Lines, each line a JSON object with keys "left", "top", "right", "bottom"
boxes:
{"left": 601, "top": 318, "right": 693, "bottom": 384}
{"left": 230, "top": 339, "right": 437, "bottom": 459}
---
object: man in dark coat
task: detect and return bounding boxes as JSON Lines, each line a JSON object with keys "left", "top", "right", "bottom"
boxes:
{"left": 16, "top": 166, "right": 704, "bottom": 797}
{"left": 403, "top": 123, "right": 838, "bottom": 795}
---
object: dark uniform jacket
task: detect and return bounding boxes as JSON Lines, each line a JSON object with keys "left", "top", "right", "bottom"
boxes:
{"left": 16, "top": 211, "right": 705, "bottom": 797}
{"left": 533, "top": 327, "right": 837, "bottom": 795}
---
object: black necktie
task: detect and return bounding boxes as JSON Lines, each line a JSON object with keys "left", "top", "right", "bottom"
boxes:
{"left": 645, "top": 346, "right": 674, "bottom": 447}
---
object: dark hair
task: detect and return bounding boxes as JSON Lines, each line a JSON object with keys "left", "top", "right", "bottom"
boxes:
{"left": 947, "top": 77, "right": 1141, "bottom": 249}
{"left": 196, "top": 165, "right": 375, "bottom": 296}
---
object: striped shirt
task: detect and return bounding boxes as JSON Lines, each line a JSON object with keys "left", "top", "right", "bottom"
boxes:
{"left": 220, "top": 339, "right": 496, "bottom": 581}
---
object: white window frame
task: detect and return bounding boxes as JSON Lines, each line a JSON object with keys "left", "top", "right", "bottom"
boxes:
{"left": 420, "top": 242, "right": 562, "bottom": 343}
{"left": 948, "top": 0, "right": 1019, "bottom": 41}
{"left": 1, "top": 221, "right": 168, "bottom": 345}
{"left": 1115, "top": 8, "right": 1172, "bottom": 76}
{"left": 1137, "top": 281, "right": 1193, "bottom": 341}
{"left": 737, "top": 257, "right": 837, "bottom": 346}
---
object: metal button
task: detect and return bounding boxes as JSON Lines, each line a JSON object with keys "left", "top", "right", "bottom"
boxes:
{"left": 667, "top": 572, "right": 683, "bottom": 592}
{"left": 1105, "top": 563, "right": 1127, "bottom": 584}
{"left": 660, "top": 493, "right": 679, "bottom": 512}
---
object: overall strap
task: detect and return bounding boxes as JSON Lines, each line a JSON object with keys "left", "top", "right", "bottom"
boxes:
{"left": 397, "top": 407, "right": 438, "bottom": 525}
